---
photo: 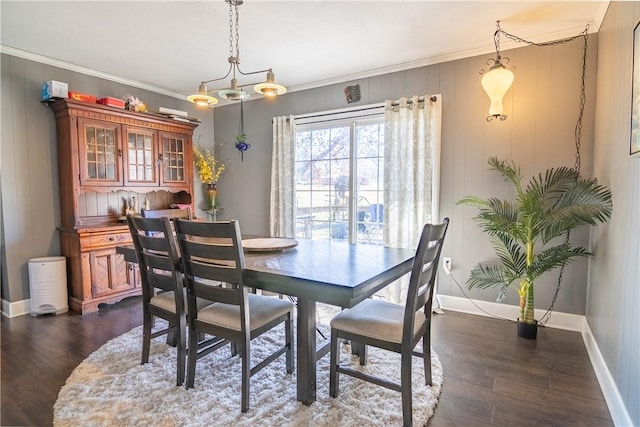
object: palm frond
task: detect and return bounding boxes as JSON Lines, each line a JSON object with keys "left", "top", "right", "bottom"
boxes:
{"left": 542, "top": 178, "right": 613, "bottom": 243}
{"left": 467, "top": 264, "right": 517, "bottom": 302}
{"left": 474, "top": 198, "right": 519, "bottom": 236}
{"left": 456, "top": 195, "right": 491, "bottom": 208}
{"left": 528, "top": 244, "right": 590, "bottom": 280}
{"left": 490, "top": 234, "right": 527, "bottom": 277}
{"left": 488, "top": 157, "right": 523, "bottom": 193}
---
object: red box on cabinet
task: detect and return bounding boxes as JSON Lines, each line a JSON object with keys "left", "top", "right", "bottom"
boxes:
{"left": 68, "top": 91, "right": 97, "bottom": 103}
{"left": 97, "top": 97, "right": 125, "bottom": 109}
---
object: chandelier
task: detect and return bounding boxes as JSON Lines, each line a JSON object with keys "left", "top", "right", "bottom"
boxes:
{"left": 480, "top": 21, "right": 514, "bottom": 121}
{"left": 187, "top": 0, "right": 287, "bottom": 107}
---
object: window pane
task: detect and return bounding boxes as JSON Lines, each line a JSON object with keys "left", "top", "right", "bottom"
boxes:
{"left": 356, "top": 123, "right": 382, "bottom": 157}
{"left": 330, "top": 127, "right": 350, "bottom": 159}
{"left": 311, "top": 129, "right": 330, "bottom": 160}
{"left": 296, "top": 131, "right": 312, "bottom": 161}
{"left": 295, "top": 161, "right": 312, "bottom": 189}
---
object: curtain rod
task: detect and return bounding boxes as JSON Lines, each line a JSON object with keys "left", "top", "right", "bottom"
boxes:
{"left": 294, "top": 102, "right": 384, "bottom": 121}
{"left": 274, "top": 95, "right": 438, "bottom": 123}
{"left": 390, "top": 95, "right": 438, "bottom": 107}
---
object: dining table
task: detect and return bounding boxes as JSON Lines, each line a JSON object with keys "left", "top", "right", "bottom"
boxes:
{"left": 117, "top": 238, "right": 415, "bottom": 405}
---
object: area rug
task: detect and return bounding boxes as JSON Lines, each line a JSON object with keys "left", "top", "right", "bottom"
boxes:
{"left": 54, "top": 306, "right": 443, "bottom": 426}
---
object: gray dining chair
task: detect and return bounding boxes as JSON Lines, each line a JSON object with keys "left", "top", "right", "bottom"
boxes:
{"left": 329, "top": 218, "right": 449, "bottom": 427}
{"left": 127, "top": 215, "right": 189, "bottom": 385}
{"left": 174, "top": 219, "right": 295, "bottom": 413}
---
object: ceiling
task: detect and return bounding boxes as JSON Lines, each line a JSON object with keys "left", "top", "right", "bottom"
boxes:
{"left": 1, "top": 1, "right": 608, "bottom": 104}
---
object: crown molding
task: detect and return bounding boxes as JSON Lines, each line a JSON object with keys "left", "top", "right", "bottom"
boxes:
{"left": 0, "top": 45, "right": 189, "bottom": 101}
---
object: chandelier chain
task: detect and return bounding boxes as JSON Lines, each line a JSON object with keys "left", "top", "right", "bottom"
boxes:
{"left": 497, "top": 24, "right": 589, "bottom": 326}
{"left": 498, "top": 24, "right": 589, "bottom": 49}
{"left": 228, "top": 2, "right": 234, "bottom": 59}
{"left": 494, "top": 22, "right": 503, "bottom": 59}
{"left": 234, "top": 1, "right": 240, "bottom": 62}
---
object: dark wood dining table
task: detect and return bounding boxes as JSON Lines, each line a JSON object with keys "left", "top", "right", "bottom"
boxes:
{"left": 117, "top": 238, "right": 415, "bottom": 405}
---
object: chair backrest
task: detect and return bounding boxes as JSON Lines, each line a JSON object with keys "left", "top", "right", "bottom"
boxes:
{"left": 127, "top": 215, "right": 183, "bottom": 307}
{"left": 402, "top": 218, "right": 450, "bottom": 344}
{"left": 174, "top": 220, "right": 249, "bottom": 330}
{"left": 141, "top": 208, "right": 193, "bottom": 220}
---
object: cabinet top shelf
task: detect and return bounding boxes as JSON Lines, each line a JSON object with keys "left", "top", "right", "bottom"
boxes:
{"left": 48, "top": 98, "right": 199, "bottom": 133}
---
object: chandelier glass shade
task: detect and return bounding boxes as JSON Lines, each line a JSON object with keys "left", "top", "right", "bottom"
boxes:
{"left": 188, "top": 0, "right": 286, "bottom": 107}
{"left": 481, "top": 62, "right": 514, "bottom": 119}
{"left": 481, "top": 22, "right": 514, "bottom": 121}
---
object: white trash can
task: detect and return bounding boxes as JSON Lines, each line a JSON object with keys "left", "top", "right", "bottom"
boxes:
{"left": 28, "top": 256, "right": 68, "bottom": 316}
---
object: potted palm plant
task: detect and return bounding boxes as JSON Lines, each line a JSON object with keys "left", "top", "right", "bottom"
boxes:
{"left": 457, "top": 157, "right": 612, "bottom": 339}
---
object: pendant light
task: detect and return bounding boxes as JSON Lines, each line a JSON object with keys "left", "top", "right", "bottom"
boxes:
{"left": 480, "top": 21, "right": 514, "bottom": 121}
{"left": 187, "top": 0, "right": 287, "bottom": 107}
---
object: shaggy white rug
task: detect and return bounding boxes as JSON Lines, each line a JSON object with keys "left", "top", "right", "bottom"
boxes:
{"left": 54, "top": 306, "right": 443, "bottom": 426}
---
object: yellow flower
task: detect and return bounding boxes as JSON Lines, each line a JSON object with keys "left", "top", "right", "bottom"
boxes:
{"left": 193, "top": 145, "right": 224, "bottom": 185}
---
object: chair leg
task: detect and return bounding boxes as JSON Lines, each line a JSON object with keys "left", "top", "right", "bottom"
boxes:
{"left": 401, "top": 352, "right": 413, "bottom": 427}
{"left": 423, "top": 331, "right": 432, "bottom": 386}
{"left": 167, "top": 319, "right": 177, "bottom": 347}
{"left": 176, "top": 315, "right": 186, "bottom": 386}
{"left": 329, "top": 328, "right": 339, "bottom": 398}
{"left": 285, "top": 312, "right": 294, "bottom": 374}
{"left": 240, "top": 336, "right": 251, "bottom": 413}
{"left": 230, "top": 342, "right": 238, "bottom": 357}
{"left": 359, "top": 344, "right": 367, "bottom": 366}
{"left": 142, "top": 310, "right": 152, "bottom": 364}
{"left": 185, "top": 322, "right": 199, "bottom": 389}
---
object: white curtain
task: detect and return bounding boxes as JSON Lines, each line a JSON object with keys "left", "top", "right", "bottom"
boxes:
{"left": 269, "top": 116, "right": 296, "bottom": 238}
{"left": 382, "top": 95, "right": 442, "bottom": 304}
{"left": 383, "top": 94, "right": 442, "bottom": 249}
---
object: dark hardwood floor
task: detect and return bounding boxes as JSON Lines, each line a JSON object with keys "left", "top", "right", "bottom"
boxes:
{"left": 1, "top": 297, "right": 612, "bottom": 426}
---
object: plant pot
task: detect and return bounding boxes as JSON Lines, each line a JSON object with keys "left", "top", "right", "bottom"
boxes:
{"left": 517, "top": 318, "right": 538, "bottom": 339}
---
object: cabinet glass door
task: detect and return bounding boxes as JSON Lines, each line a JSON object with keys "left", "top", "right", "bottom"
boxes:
{"left": 79, "top": 119, "right": 122, "bottom": 186}
{"left": 160, "top": 132, "right": 189, "bottom": 186}
{"left": 124, "top": 126, "right": 157, "bottom": 185}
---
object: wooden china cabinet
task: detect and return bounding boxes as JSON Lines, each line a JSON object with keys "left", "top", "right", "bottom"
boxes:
{"left": 49, "top": 99, "right": 198, "bottom": 313}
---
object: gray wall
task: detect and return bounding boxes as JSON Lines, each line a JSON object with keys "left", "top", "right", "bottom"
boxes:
{"left": 214, "top": 37, "right": 599, "bottom": 316}
{"left": 591, "top": 2, "right": 640, "bottom": 425}
{"left": 0, "top": 53, "right": 215, "bottom": 303}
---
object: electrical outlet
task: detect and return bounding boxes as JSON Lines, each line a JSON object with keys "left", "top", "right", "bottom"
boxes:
{"left": 443, "top": 257, "right": 452, "bottom": 274}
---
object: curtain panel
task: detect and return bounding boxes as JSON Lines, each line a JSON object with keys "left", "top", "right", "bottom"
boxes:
{"left": 270, "top": 116, "right": 296, "bottom": 238}
{"left": 383, "top": 95, "right": 442, "bottom": 250}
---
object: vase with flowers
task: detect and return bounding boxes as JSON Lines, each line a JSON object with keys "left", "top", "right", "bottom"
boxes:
{"left": 193, "top": 145, "right": 225, "bottom": 208}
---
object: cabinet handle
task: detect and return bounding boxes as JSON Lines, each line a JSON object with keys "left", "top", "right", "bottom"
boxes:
{"left": 108, "top": 236, "right": 115, "bottom": 241}
{"left": 118, "top": 149, "right": 122, "bottom": 157}
{"left": 157, "top": 154, "right": 163, "bottom": 165}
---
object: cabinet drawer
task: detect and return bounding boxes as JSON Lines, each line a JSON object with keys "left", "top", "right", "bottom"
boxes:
{"left": 80, "top": 232, "right": 132, "bottom": 251}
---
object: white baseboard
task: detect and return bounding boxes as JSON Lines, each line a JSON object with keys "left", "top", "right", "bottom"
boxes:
{"left": 1, "top": 298, "right": 31, "bottom": 318}
{"left": 437, "top": 294, "right": 632, "bottom": 427}
{"left": 437, "top": 294, "right": 586, "bottom": 331}
{"left": 582, "top": 321, "right": 634, "bottom": 427}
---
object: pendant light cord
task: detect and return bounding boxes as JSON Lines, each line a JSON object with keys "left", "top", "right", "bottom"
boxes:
{"left": 496, "top": 23, "right": 589, "bottom": 326}
{"left": 239, "top": 99, "right": 245, "bottom": 137}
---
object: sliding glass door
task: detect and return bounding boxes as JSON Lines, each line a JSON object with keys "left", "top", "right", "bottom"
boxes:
{"left": 294, "top": 117, "right": 384, "bottom": 245}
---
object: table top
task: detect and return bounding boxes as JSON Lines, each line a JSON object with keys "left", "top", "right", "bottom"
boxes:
{"left": 118, "top": 239, "right": 414, "bottom": 309}
{"left": 243, "top": 239, "right": 414, "bottom": 308}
